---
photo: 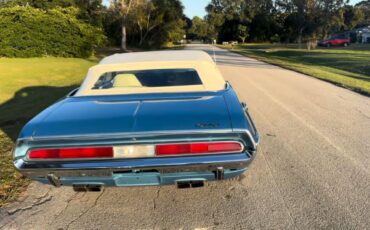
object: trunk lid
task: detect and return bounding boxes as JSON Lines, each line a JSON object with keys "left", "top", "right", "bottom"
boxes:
{"left": 32, "top": 93, "right": 232, "bottom": 138}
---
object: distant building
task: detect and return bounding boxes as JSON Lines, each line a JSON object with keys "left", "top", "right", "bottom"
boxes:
{"left": 352, "top": 26, "right": 370, "bottom": 43}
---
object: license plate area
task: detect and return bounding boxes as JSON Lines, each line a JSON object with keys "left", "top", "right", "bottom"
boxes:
{"left": 113, "top": 145, "right": 155, "bottom": 158}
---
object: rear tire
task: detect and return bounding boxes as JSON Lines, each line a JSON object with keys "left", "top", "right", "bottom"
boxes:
{"left": 344, "top": 43, "right": 348, "bottom": 47}
{"left": 326, "top": 43, "right": 331, "bottom": 48}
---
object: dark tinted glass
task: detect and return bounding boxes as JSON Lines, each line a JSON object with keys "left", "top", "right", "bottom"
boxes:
{"left": 93, "top": 69, "right": 202, "bottom": 89}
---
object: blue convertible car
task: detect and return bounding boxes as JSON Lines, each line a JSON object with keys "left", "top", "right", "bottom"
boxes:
{"left": 13, "top": 50, "right": 259, "bottom": 191}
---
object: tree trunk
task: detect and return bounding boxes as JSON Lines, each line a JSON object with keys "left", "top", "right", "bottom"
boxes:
{"left": 139, "top": 28, "right": 144, "bottom": 46}
{"left": 323, "top": 28, "right": 328, "bottom": 39}
{"left": 298, "top": 28, "right": 303, "bottom": 49}
{"left": 120, "top": 0, "right": 133, "bottom": 51}
{"left": 121, "top": 25, "right": 127, "bottom": 51}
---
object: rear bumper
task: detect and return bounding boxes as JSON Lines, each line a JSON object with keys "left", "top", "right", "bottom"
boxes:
{"left": 14, "top": 151, "right": 256, "bottom": 186}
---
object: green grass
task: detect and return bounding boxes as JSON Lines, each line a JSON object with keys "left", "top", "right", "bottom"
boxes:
{"left": 220, "top": 43, "right": 370, "bottom": 95}
{"left": 0, "top": 57, "right": 97, "bottom": 206}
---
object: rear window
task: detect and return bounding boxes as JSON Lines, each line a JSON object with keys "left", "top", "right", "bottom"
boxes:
{"left": 92, "top": 68, "right": 202, "bottom": 89}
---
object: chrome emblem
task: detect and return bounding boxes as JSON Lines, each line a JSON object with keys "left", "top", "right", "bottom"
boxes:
{"left": 195, "top": 123, "right": 220, "bottom": 128}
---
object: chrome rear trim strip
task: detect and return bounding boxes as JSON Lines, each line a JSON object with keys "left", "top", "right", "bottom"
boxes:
{"left": 15, "top": 152, "right": 254, "bottom": 178}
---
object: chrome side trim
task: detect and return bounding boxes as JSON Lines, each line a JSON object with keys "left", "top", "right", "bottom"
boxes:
{"left": 233, "top": 129, "right": 260, "bottom": 150}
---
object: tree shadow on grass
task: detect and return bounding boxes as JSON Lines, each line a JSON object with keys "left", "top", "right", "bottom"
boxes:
{"left": 0, "top": 85, "right": 78, "bottom": 142}
{"left": 0, "top": 85, "right": 78, "bottom": 206}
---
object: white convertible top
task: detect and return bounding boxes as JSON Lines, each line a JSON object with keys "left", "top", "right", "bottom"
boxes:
{"left": 99, "top": 50, "right": 214, "bottom": 65}
{"left": 75, "top": 50, "right": 226, "bottom": 96}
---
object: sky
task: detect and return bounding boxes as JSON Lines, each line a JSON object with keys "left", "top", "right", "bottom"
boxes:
{"left": 181, "top": 0, "right": 209, "bottom": 19}
{"left": 180, "top": 0, "right": 363, "bottom": 19}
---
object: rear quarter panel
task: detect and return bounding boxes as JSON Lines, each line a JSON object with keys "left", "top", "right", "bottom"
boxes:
{"left": 223, "top": 86, "right": 259, "bottom": 145}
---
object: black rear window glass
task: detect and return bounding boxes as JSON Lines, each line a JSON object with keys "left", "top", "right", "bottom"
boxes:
{"left": 93, "top": 68, "right": 202, "bottom": 89}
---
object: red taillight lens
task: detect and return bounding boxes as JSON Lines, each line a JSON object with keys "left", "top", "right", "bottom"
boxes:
{"left": 155, "top": 142, "right": 243, "bottom": 156}
{"left": 27, "top": 142, "right": 243, "bottom": 160}
{"left": 28, "top": 147, "right": 113, "bottom": 159}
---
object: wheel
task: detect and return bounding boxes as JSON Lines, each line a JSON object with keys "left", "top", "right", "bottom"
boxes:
{"left": 343, "top": 43, "right": 348, "bottom": 47}
{"left": 326, "top": 43, "right": 331, "bottom": 48}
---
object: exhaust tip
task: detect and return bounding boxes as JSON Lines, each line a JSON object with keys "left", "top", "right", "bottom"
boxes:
{"left": 73, "top": 184, "right": 103, "bottom": 192}
{"left": 176, "top": 180, "right": 205, "bottom": 189}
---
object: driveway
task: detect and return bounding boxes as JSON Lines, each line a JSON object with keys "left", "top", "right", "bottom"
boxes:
{"left": 1, "top": 44, "right": 369, "bottom": 229}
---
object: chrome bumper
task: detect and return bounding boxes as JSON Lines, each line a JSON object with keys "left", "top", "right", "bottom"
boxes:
{"left": 14, "top": 152, "right": 255, "bottom": 178}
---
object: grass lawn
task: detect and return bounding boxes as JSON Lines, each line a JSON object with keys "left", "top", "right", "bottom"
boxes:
{"left": 220, "top": 43, "right": 370, "bottom": 95}
{"left": 0, "top": 57, "right": 97, "bottom": 206}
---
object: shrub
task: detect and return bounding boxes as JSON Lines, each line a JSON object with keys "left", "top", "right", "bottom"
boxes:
{"left": 0, "top": 6, "right": 106, "bottom": 58}
{"left": 270, "top": 34, "right": 280, "bottom": 43}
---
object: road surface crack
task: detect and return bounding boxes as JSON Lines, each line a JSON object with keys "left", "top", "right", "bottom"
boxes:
{"left": 211, "top": 212, "right": 220, "bottom": 227}
{"left": 266, "top": 133, "right": 276, "bottom": 137}
{"left": 64, "top": 191, "right": 104, "bottom": 230}
{"left": 153, "top": 186, "right": 161, "bottom": 210}
{"left": 53, "top": 192, "right": 80, "bottom": 222}
{"left": 6, "top": 189, "right": 52, "bottom": 215}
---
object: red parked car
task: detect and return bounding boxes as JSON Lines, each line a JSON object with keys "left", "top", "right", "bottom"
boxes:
{"left": 318, "top": 37, "right": 350, "bottom": 47}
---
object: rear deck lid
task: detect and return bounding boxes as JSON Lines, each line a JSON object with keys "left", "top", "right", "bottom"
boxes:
{"left": 31, "top": 93, "right": 232, "bottom": 138}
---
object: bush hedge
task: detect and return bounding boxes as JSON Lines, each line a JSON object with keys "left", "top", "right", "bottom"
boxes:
{"left": 0, "top": 6, "right": 106, "bottom": 58}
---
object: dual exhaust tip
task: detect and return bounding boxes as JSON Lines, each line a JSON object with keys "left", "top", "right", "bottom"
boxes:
{"left": 176, "top": 180, "right": 205, "bottom": 189}
{"left": 73, "top": 184, "right": 103, "bottom": 192}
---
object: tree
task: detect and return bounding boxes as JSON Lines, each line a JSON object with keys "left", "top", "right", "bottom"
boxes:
{"left": 110, "top": 0, "right": 137, "bottom": 50}
{"left": 342, "top": 5, "right": 364, "bottom": 30}
{"left": 203, "top": 0, "right": 364, "bottom": 45}
{"left": 129, "top": 1, "right": 162, "bottom": 46}
{"left": 205, "top": 0, "right": 279, "bottom": 43}
{"left": 356, "top": 0, "right": 370, "bottom": 25}
{"left": 148, "top": 0, "right": 185, "bottom": 47}
{"left": 237, "top": 24, "right": 248, "bottom": 43}
{"left": 189, "top": 16, "right": 208, "bottom": 40}
{"left": 106, "top": 0, "right": 185, "bottom": 49}
{"left": 244, "top": 0, "right": 280, "bottom": 42}
{"left": 0, "top": 6, "right": 106, "bottom": 57}
{"left": 276, "top": 0, "right": 347, "bottom": 46}
{"left": 0, "top": 0, "right": 105, "bottom": 26}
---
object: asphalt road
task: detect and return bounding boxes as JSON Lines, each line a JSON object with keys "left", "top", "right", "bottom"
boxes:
{"left": 1, "top": 44, "right": 369, "bottom": 229}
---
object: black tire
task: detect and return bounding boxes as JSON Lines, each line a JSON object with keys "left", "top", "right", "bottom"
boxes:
{"left": 326, "top": 43, "right": 331, "bottom": 48}
{"left": 343, "top": 43, "right": 348, "bottom": 47}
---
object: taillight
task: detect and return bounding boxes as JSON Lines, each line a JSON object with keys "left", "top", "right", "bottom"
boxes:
{"left": 28, "top": 147, "right": 113, "bottom": 159}
{"left": 155, "top": 142, "right": 243, "bottom": 156}
{"left": 27, "top": 142, "right": 243, "bottom": 160}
